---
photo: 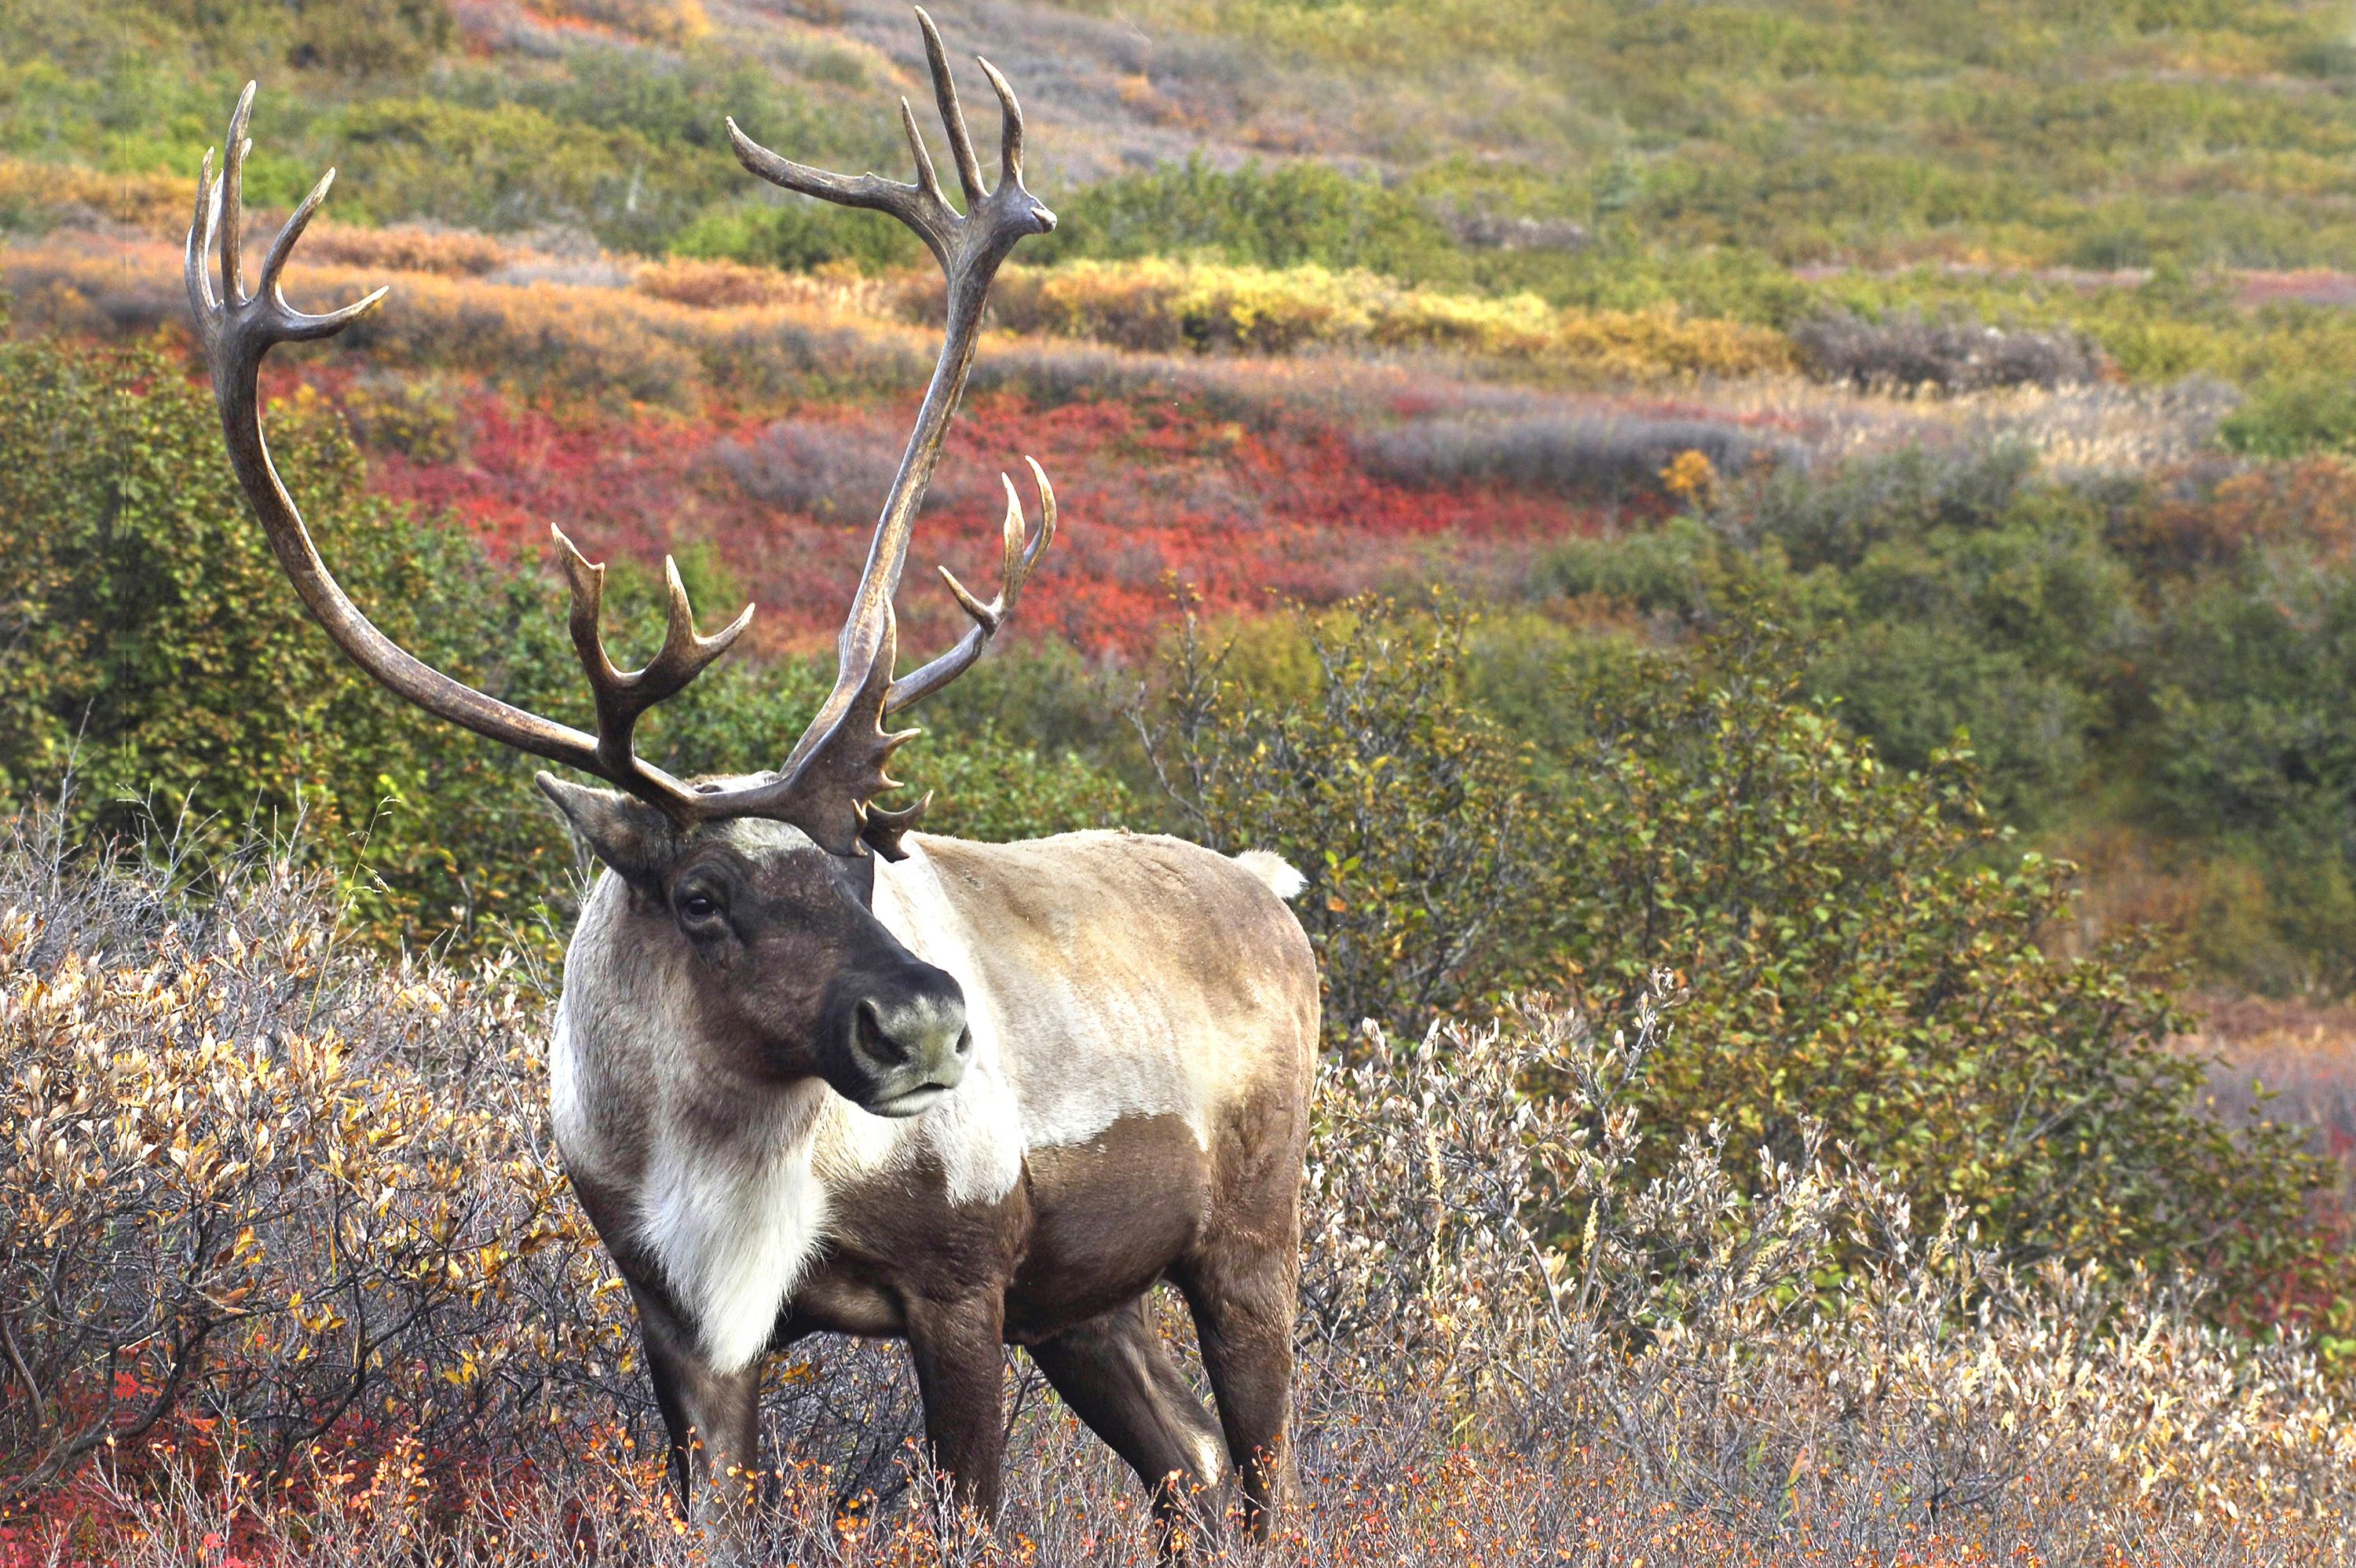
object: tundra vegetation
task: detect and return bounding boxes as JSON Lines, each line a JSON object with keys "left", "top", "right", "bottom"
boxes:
{"left": 6, "top": 0, "right": 2356, "bottom": 1561}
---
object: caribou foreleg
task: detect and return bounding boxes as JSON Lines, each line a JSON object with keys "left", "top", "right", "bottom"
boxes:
{"left": 627, "top": 1283, "right": 763, "bottom": 1561}
{"left": 902, "top": 1292, "right": 1007, "bottom": 1527}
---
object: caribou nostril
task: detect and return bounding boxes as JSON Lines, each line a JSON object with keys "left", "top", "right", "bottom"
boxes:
{"left": 954, "top": 1026, "right": 973, "bottom": 1058}
{"left": 854, "top": 997, "right": 903, "bottom": 1065}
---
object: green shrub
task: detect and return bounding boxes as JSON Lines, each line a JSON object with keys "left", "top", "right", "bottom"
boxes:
{"left": 1030, "top": 156, "right": 1469, "bottom": 286}
{"left": 2219, "top": 374, "right": 2356, "bottom": 459}
{"left": 1546, "top": 445, "right": 2127, "bottom": 830}
{"left": 1548, "top": 623, "right": 2318, "bottom": 1292}
{"left": 1140, "top": 597, "right": 1544, "bottom": 1042}
{"left": 671, "top": 199, "right": 920, "bottom": 276}
{"left": 2144, "top": 556, "right": 2356, "bottom": 990}
{"left": 1159, "top": 593, "right": 2325, "bottom": 1297}
{"left": 0, "top": 334, "right": 575, "bottom": 947}
{"left": 1538, "top": 441, "right": 2356, "bottom": 989}
{"left": 0, "top": 334, "right": 1130, "bottom": 951}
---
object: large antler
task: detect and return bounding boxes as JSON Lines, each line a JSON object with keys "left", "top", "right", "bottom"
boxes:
{"left": 191, "top": 8, "right": 1055, "bottom": 855}
{"left": 728, "top": 5, "right": 1058, "bottom": 855}
{"left": 188, "top": 82, "right": 763, "bottom": 822}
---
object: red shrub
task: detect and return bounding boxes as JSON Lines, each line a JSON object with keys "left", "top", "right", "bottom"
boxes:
{"left": 338, "top": 376, "right": 1604, "bottom": 658}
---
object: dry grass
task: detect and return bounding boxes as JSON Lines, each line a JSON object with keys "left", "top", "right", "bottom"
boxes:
{"left": 0, "top": 160, "right": 189, "bottom": 243}
{"left": 2, "top": 829, "right": 2350, "bottom": 1563}
{"left": 0, "top": 235, "right": 932, "bottom": 408}
{"left": 2188, "top": 993, "right": 2356, "bottom": 1217}
{"left": 2, "top": 224, "right": 2239, "bottom": 484}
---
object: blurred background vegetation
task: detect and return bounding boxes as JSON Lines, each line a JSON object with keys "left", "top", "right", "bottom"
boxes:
{"left": 8, "top": 0, "right": 2356, "bottom": 1354}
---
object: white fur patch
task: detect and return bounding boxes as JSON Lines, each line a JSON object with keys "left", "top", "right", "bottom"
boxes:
{"left": 875, "top": 839, "right": 1223, "bottom": 1156}
{"left": 556, "top": 872, "right": 838, "bottom": 1375}
{"left": 862, "top": 846, "right": 1029, "bottom": 1200}
{"left": 547, "top": 996, "right": 594, "bottom": 1176}
{"left": 640, "top": 1081, "right": 830, "bottom": 1374}
{"left": 1233, "top": 850, "right": 1307, "bottom": 901}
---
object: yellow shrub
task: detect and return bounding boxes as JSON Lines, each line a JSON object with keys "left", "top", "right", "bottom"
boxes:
{"left": 990, "top": 258, "right": 1795, "bottom": 382}
{"left": 0, "top": 158, "right": 189, "bottom": 239}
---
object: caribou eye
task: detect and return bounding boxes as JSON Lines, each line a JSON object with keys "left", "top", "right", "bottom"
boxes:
{"left": 677, "top": 891, "right": 724, "bottom": 928}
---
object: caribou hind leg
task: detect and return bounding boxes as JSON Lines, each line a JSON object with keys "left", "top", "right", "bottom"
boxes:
{"left": 1029, "top": 1296, "right": 1230, "bottom": 1554}
{"left": 1175, "top": 1241, "right": 1301, "bottom": 1538}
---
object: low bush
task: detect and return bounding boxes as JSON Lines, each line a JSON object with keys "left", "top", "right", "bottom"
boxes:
{"left": 631, "top": 254, "right": 899, "bottom": 315}
{"left": 0, "top": 830, "right": 613, "bottom": 1504}
{"left": 294, "top": 220, "right": 510, "bottom": 277}
{"left": 2219, "top": 372, "right": 2356, "bottom": 459}
{"left": 1, "top": 238, "right": 933, "bottom": 409}
{"left": 0, "top": 158, "right": 188, "bottom": 240}
{"left": 1140, "top": 601, "right": 1544, "bottom": 1042}
{"left": 3, "top": 843, "right": 2348, "bottom": 1561}
{"left": 671, "top": 199, "right": 921, "bottom": 277}
{"left": 1028, "top": 155, "right": 1469, "bottom": 285}
{"left": 1542, "top": 440, "right": 2356, "bottom": 988}
{"left": 990, "top": 258, "right": 1798, "bottom": 381}
{"left": 1551, "top": 623, "right": 2319, "bottom": 1294}
{"left": 711, "top": 413, "right": 983, "bottom": 522}
{"left": 1794, "top": 309, "right": 2110, "bottom": 393}
{"left": 1358, "top": 410, "right": 1794, "bottom": 503}
{"left": 1152, "top": 597, "right": 2332, "bottom": 1308}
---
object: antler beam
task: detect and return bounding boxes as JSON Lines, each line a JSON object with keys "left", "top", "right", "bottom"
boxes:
{"left": 729, "top": 5, "right": 1058, "bottom": 856}
{"left": 188, "top": 85, "right": 757, "bottom": 821}
{"left": 192, "top": 7, "right": 1059, "bottom": 857}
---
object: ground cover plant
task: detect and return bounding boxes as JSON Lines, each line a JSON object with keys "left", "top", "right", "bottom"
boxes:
{"left": 2, "top": 830, "right": 2350, "bottom": 1563}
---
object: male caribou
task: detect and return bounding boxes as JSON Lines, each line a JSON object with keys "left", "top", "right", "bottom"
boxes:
{"left": 185, "top": 10, "right": 1318, "bottom": 1552}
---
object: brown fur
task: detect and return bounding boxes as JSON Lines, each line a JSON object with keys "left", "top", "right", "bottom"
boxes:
{"left": 549, "top": 828, "right": 1318, "bottom": 1555}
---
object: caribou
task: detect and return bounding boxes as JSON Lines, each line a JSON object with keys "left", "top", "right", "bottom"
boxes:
{"left": 184, "top": 8, "right": 1318, "bottom": 1553}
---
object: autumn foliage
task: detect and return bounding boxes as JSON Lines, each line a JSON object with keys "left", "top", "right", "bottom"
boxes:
{"left": 3, "top": 842, "right": 2351, "bottom": 1563}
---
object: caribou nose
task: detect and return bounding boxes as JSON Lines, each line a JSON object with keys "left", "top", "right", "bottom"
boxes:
{"left": 852, "top": 985, "right": 971, "bottom": 1079}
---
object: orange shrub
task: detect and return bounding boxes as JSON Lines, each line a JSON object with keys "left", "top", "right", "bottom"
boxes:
{"left": 1, "top": 237, "right": 934, "bottom": 408}
{"left": 631, "top": 254, "right": 904, "bottom": 317}
{"left": 298, "top": 221, "right": 510, "bottom": 278}
{"left": 519, "top": 0, "right": 709, "bottom": 44}
{"left": 0, "top": 159, "right": 188, "bottom": 240}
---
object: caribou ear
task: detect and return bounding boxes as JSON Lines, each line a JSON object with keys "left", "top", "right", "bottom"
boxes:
{"left": 536, "top": 774, "right": 677, "bottom": 891}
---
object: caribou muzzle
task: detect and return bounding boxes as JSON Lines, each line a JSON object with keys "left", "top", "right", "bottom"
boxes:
{"left": 827, "top": 961, "right": 972, "bottom": 1116}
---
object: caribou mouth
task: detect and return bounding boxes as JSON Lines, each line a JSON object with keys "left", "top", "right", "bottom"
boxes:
{"left": 867, "top": 1083, "right": 954, "bottom": 1118}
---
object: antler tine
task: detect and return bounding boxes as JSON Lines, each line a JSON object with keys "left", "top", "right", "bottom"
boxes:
{"left": 913, "top": 5, "right": 986, "bottom": 209}
{"left": 886, "top": 458, "right": 1056, "bottom": 715}
{"left": 220, "top": 81, "right": 254, "bottom": 305}
{"left": 898, "top": 98, "right": 946, "bottom": 207}
{"left": 551, "top": 528, "right": 755, "bottom": 781}
{"left": 258, "top": 167, "right": 334, "bottom": 303}
{"left": 185, "top": 148, "right": 221, "bottom": 326}
{"left": 975, "top": 57, "right": 1026, "bottom": 185}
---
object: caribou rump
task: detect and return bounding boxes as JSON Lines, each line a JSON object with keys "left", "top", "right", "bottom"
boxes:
{"left": 183, "top": 5, "right": 1319, "bottom": 1552}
